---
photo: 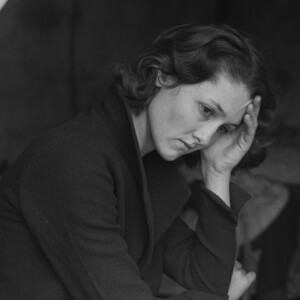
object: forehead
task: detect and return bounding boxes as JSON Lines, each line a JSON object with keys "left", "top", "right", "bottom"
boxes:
{"left": 194, "top": 74, "right": 250, "bottom": 109}
{"left": 213, "top": 74, "right": 249, "bottom": 99}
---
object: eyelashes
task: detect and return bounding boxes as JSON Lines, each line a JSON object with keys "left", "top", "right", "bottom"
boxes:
{"left": 198, "top": 103, "right": 214, "bottom": 117}
{"left": 218, "top": 124, "right": 238, "bottom": 134}
{"left": 198, "top": 103, "right": 238, "bottom": 134}
{"left": 219, "top": 125, "right": 232, "bottom": 134}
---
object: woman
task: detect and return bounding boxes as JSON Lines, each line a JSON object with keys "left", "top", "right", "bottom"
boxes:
{"left": 0, "top": 24, "right": 275, "bottom": 300}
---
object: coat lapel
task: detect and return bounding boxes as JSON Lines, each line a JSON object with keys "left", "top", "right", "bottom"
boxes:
{"left": 99, "top": 88, "right": 154, "bottom": 266}
{"left": 143, "top": 152, "right": 191, "bottom": 243}
{"left": 99, "top": 89, "right": 191, "bottom": 265}
{"left": 99, "top": 88, "right": 145, "bottom": 189}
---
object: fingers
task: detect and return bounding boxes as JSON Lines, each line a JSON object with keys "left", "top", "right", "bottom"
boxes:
{"left": 247, "top": 271, "right": 256, "bottom": 286}
{"left": 234, "top": 260, "right": 243, "bottom": 270}
{"left": 229, "top": 262, "right": 257, "bottom": 300}
{"left": 243, "top": 96, "right": 261, "bottom": 141}
{"left": 247, "top": 96, "right": 261, "bottom": 125}
{"left": 253, "top": 95, "right": 261, "bottom": 113}
{"left": 234, "top": 261, "right": 256, "bottom": 285}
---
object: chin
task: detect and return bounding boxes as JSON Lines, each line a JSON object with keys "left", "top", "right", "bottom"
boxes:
{"left": 156, "top": 147, "right": 180, "bottom": 161}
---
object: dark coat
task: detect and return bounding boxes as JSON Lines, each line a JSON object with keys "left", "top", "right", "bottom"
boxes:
{"left": 0, "top": 89, "right": 250, "bottom": 300}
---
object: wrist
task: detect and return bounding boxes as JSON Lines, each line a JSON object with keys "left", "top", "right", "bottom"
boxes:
{"left": 201, "top": 163, "right": 232, "bottom": 183}
{"left": 202, "top": 169, "right": 231, "bottom": 207}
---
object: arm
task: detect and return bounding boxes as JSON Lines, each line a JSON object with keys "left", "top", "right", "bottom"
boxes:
{"left": 163, "top": 96, "right": 261, "bottom": 298}
{"left": 200, "top": 96, "right": 261, "bottom": 206}
{"left": 20, "top": 148, "right": 228, "bottom": 300}
{"left": 162, "top": 182, "right": 250, "bottom": 297}
{"left": 201, "top": 96, "right": 261, "bottom": 299}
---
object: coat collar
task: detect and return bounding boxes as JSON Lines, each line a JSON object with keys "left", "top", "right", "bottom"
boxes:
{"left": 98, "top": 87, "right": 155, "bottom": 266}
{"left": 98, "top": 88, "right": 191, "bottom": 257}
{"left": 99, "top": 87, "right": 145, "bottom": 189}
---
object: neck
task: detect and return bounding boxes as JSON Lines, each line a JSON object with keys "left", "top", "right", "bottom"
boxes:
{"left": 130, "top": 109, "right": 154, "bottom": 157}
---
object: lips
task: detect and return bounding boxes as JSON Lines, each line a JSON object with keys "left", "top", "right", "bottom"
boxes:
{"left": 180, "top": 140, "right": 193, "bottom": 150}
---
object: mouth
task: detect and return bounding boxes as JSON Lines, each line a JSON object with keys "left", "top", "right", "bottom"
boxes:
{"left": 180, "top": 140, "right": 194, "bottom": 151}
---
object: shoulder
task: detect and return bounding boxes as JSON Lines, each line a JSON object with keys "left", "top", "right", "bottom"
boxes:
{"left": 3, "top": 110, "right": 122, "bottom": 187}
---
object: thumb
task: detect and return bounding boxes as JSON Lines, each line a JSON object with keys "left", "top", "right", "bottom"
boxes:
{"left": 246, "top": 271, "right": 256, "bottom": 286}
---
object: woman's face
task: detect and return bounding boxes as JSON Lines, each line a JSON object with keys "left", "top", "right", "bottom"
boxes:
{"left": 147, "top": 73, "right": 251, "bottom": 161}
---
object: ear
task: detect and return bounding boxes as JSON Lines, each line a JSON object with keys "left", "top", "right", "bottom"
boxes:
{"left": 155, "top": 70, "right": 174, "bottom": 87}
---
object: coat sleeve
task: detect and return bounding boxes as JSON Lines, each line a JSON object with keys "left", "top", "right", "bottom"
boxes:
{"left": 19, "top": 147, "right": 229, "bottom": 300}
{"left": 162, "top": 181, "right": 250, "bottom": 297}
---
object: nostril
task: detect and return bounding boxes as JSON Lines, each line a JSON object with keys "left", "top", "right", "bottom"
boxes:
{"left": 192, "top": 133, "right": 201, "bottom": 144}
{"left": 193, "top": 128, "right": 218, "bottom": 147}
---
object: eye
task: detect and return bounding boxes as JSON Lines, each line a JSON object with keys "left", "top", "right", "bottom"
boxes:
{"left": 218, "top": 125, "right": 236, "bottom": 134}
{"left": 218, "top": 125, "right": 228, "bottom": 134}
{"left": 199, "top": 104, "right": 214, "bottom": 117}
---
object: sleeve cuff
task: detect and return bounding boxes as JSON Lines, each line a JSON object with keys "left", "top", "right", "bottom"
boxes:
{"left": 189, "top": 181, "right": 251, "bottom": 227}
{"left": 229, "top": 182, "right": 251, "bottom": 218}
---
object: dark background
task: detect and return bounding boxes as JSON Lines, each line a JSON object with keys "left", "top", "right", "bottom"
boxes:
{"left": 0, "top": 1, "right": 300, "bottom": 299}
{"left": 0, "top": 0, "right": 299, "bottom": 162}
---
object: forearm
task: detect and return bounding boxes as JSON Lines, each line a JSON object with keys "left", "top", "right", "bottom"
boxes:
{"left": 163, "top": 182, "right": 250, "bottom": 295}
{"left": 202, "top": 170, "right": 231, "bottom": 207}
{"left": 163, "top": 195, "right": 237, "bottom": 295}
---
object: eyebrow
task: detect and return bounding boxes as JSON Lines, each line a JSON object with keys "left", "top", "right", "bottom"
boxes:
{"left": 209, "top": 99, "right": 252, "bottom": 126}
{"left": 208, "top": 99, "right": 225, "bottom": 115}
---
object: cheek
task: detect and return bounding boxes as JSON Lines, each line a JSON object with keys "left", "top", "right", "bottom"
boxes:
{"left": 167, "top": 105, "right": 196, "bottom": 132}
{"left": 156, "top": 108, "right": 180, "bottom": 135}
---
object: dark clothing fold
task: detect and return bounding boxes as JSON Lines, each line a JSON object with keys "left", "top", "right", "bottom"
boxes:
{"left": 0, "top": 90, "right": 250, "bottom": 300}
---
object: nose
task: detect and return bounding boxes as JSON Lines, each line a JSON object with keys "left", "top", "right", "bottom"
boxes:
{"left": 192, "top": 123, "right": 219, "bottom": 147}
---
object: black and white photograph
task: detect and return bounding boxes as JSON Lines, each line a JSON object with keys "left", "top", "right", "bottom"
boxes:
{"left": 0, "top": 1, "right": 299, "bottom": 299}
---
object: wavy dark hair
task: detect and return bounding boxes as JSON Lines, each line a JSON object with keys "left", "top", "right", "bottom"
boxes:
{"left": 114, "top": 24, "right": 276, "bottom": 170}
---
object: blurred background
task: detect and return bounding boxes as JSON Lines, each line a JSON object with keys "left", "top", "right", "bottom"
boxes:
{"left": 0, "top": 1, "right": 300, "bottom": 300}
